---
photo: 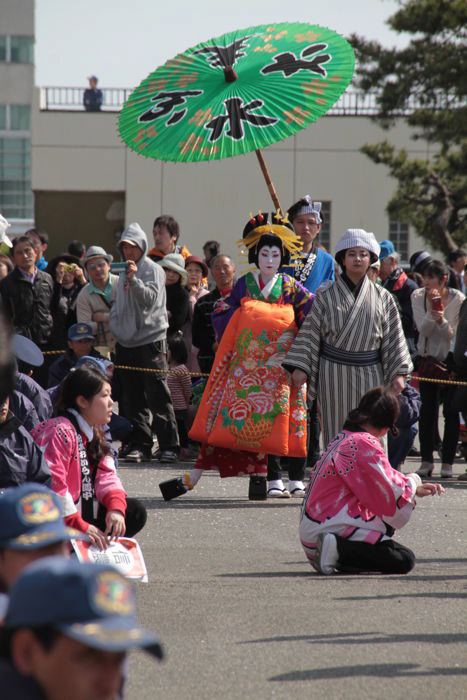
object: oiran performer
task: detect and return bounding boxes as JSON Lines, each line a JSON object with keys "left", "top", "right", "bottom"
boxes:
{"left": 160, "top": 212, "right": 314, "bottom": 501}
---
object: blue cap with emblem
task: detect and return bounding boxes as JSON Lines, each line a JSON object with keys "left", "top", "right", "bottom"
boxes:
{"left": 68, "top": 323, "right": 95, "bottom": 341}
{"left": 0, "top": 483, "right": 88, "bottom": 550}
{"left": 4, "top": 557, "right": 164, "bottom": 658}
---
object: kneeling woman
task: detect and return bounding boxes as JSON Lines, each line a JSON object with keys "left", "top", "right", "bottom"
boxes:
{"left": 32, "top": 366, "right": 147, "bottom": 550}
{"left": 300, "top": 387, "right": 444, "bottom": 575}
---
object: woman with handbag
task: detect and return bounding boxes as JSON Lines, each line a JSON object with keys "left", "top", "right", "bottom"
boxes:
{"left": 411, "top": 260, "right": 465, "bottom": 477}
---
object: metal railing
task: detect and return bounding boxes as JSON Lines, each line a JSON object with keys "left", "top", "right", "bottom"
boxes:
{"left": 37, "top": 87, "right": 390, "bottom": 116}
{"left": 39, "top": 86, "right": 454, "bottom": 116}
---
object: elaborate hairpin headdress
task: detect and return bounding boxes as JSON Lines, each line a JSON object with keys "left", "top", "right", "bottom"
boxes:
{"left": 237, "top": 209, "right": 303, "bottom": 257}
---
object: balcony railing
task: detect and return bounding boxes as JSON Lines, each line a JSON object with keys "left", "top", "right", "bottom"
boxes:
{"left": 39, "top": 86, "right": 453, "bottom": 116}
{"left": 38, "top": 87, "right": 398, "bottom": 116}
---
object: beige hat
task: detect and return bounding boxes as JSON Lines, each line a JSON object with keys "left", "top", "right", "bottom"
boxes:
{"left": 158, "top": 253, "right": 188, "bottom": 285}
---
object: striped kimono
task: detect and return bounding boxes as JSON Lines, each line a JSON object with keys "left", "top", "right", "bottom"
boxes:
{"left": 285, "top": 275, "right": 412, "bottom": 446}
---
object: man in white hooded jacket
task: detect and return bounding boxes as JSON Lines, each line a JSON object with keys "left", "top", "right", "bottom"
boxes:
{"left": 110, "top": 223, "right": 179, "bottom": 463}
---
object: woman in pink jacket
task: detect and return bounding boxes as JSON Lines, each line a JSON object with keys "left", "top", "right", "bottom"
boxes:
{"left": 32, "top": 366, "right": 146, "bottom": 549}
{"left": 300, "top": 387, "right": 444, "bottom": 575}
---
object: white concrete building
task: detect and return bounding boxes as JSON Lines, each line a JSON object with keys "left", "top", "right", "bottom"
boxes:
{"left": 2, "top": 0, "right": 432, "bottom": 264}
{"left": 0, "top": 0, "right": 35, "bottom": 229}
{"left": 31, "top": 86, "right": 430, "bottom": 263}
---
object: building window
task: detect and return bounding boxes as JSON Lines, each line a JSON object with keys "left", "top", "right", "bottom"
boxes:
{"left": 388, "top": 220, "right": 409, "bottom": 263}
{"left": 0, "top": 137, "right": 32, "bottom": 218}
{"left": 0, "top": 36, "right": 6, "bottom": 62}
{"left": 319, "top": 201, "right": 331, "bottom": 252}
{"left": 10, "top": 36, "right": 34, "bottom": 64}
{"left": 0, "top": 106, "right": 6, "bottom": 130}
{"left": 10, "top": 105, "right": 30, "bottom": 131}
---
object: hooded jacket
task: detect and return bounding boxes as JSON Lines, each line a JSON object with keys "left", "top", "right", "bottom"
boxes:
{"left": 109, "top": 223, "right": 169, "bottom": 347}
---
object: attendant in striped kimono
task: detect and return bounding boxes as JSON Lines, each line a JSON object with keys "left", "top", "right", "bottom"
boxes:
{"left": 284, "top": 228, "right": 412, "bottom": 448}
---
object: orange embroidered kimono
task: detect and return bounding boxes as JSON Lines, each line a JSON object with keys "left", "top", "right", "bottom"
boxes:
{"left": 189, "top": 272, "right": 313, "bottom": 476}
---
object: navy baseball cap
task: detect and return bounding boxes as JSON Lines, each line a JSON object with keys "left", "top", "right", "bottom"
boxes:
{"left": 0, "top": 484, "right": 88, "bottom": 550}
{"left": 4, "top": 557, "right": 164, "bottom": 658}
{"left": 68, "top": 323, "right": 95, "bottom": 341}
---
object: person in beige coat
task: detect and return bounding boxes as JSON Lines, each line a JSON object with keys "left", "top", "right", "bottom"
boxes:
{"left": 76, "top": 246, "right": 118, "bottom": 354}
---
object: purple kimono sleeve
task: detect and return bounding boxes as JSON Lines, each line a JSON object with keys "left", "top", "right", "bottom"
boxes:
{"left": 212, "top": 277, "right": 247, "bottom": 341}
{"left": 282, "top": 275, "right": 315, "bottom": 328}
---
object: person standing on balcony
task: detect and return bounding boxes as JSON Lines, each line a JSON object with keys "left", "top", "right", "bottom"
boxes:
{"left": 83, "top": 75, "right": 103, "bottom": 112}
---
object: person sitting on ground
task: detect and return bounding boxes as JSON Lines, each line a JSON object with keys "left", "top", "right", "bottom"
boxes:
{"left": 0, "top": 395, "right": 50, "bottom": 488}
{"left": 0, "top": 483, "right": 86, "bottom": 612}
{"left": 47, "top": 322, "right": 102, "bottom": 388}
{"left": 0, "top": 557, "right": 163, "bottom": 699}
{"left": 7, "top": 389, "right": 40, "bottom": 433}
{"left": 32, "top": 366, "right": 147, "bottom": 549}
{"left": 300, "top": 387, "right": 444, "bottom": 576}
{"left": 83, "top": 74, "right": 103, "bottom": 111}
{"left": 11, "top": 334, "right": 53, "bottom": 422}
{"left": 159, "top": 253, "right": 190, "bottom": 337}
{"left": 148, "top": 214, "right": 191, "bottom": 262}
{"left": 76, "top": 246, "right": 118, "bottom": 355}
{"left": 191, "top": 254, "right": 236, "bottom": 374}
{"left": 47, "top": 254, "right": 87, "bottom": 350}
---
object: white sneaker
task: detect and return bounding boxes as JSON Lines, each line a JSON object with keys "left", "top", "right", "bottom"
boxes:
{"left": 416, "top": 462, "right": 434, "bottom": 477}
{"left": 314, "top": 533, "right": 339, "bottom": 575}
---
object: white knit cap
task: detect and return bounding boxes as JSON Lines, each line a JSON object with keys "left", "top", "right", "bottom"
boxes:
{"left": 334, "top": 228, "right": 380, "bottom": 259}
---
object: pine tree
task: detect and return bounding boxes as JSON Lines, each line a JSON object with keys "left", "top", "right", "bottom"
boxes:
{"left": 350, "top": 0, "right": 467, "bottom": 253}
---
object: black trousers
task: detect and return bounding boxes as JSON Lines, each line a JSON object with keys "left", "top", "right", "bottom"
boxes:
{"left": 419, "top": 381, "right": 459, "bottom": 464}
{"left": 175, "top": 409, "right": 189, "bottom": 448}
{"left": 116, "top": 341, "right": 179, "bottom": 453}
{"left": 335, "top": 535, "right": 415, "bottom": 575}
{"left": 268, "top": 454, "right": 305, "bottom": 482}
{"left": 94, "top": 497, "right": 147, "bottom": 538}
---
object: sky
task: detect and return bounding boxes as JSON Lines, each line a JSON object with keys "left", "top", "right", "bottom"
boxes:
{"left": 35, "top": 0, "right": 406, "bottom": 88}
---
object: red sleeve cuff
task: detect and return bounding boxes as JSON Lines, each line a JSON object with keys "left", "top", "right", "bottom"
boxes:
{"left": 64, "top": 513, "right": 89, "bottom": 533}
{"left": 101, "top": 490, "right": 127, "bottom": 516}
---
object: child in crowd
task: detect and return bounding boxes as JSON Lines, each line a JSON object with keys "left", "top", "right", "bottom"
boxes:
{"left": 167, "top": 334, "right": 192, "bottom": 458}
{"left": 300, "top": 387, "right": 444, "bottom": 576}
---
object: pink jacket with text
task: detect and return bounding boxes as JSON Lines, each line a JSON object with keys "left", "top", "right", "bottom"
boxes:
{"left": 300, "top": 429, "right": 420, "bottom": 553}
{"left": 32, "top": 417, "right": 126, "bottom": 533}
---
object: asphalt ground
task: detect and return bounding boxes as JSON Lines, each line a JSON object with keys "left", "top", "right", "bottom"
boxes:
{"left": 121, "top": 454, "right": 467, "bottom": 700}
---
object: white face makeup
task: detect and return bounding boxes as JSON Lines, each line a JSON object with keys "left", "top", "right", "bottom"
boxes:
{"left": 258, "top": 245, "right": 281, "bottom": 278}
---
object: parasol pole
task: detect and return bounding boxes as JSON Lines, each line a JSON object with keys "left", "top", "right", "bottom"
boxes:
{"left": 255, "top": 149, "right": 282, "bottom": 212}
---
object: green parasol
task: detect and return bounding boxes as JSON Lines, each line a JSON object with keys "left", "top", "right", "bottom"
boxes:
{"left": 119, "top": 22, "right": 354, "bottom": 209}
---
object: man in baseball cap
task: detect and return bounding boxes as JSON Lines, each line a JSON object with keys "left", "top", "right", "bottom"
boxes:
{"left": 0, "top": 484, "right": 87, "bottom": 593}
{"left": 0, "top": 556, "right": 164, "bottom": 699}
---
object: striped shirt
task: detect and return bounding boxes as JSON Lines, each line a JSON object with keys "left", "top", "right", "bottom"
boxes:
{"left": 167, "top": 364, "right": 192, "bottom": 410}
